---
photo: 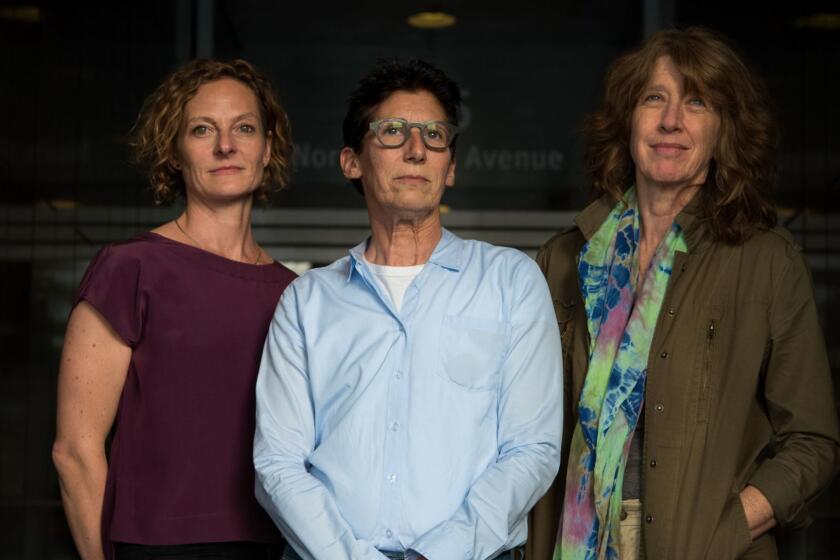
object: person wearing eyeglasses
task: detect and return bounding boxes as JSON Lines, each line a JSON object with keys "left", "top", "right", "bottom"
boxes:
{"left": 253, "top": 58, "right": 563, "bottom": 560}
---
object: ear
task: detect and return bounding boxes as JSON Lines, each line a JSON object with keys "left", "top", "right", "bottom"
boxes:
{"left": 262, "top": 130, "right": 273, "bottom": 167}
{"left": 340, "top": 147, "right": 362, "bottom": 180}
{"left": 444, "top": 156, "right": 456, "bottom": 188}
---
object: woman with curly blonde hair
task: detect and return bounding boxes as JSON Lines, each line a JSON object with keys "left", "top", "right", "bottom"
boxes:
{"left": 53, "top": 59, "right": 296, "bottom": 560}
{"left": 530, "top": 27, "right": 839, "bottom": 560}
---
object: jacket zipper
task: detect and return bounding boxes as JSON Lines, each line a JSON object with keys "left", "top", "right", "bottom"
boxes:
{"left": 699, "top": 320, "right": 715, "bottom": 422}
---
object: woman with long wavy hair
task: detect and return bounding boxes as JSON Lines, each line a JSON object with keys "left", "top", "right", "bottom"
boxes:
{"left": 529, "top": 27, "right": 839, "bottom": 560}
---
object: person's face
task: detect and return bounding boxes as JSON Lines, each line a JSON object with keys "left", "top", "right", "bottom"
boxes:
{"left": 176, "top": 78, "right": 271, "bottom": 203}
{"left": 630, "top": 56, "right": 720, "bottom": 192}
{"left": 340, "top": 90, "right": 456, "bottom": 222}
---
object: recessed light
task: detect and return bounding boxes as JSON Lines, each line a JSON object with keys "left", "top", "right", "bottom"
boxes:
{"left": 407, "top": 11, "right": 456, "bottom": 29}
{"left": 794, "top": 13, "right": 840, "bottom": 30}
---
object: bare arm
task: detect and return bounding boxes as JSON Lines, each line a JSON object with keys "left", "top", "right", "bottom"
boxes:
{"left": 52, "top": 302, "right": 131, "bottom": 560}
{"left": 739, "top": 485, "right": 776, "bottom": 540}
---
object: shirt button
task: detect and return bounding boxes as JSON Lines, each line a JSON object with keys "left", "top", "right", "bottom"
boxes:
{"left": 391, "top": 422, "right": 400, "bottom": 432}
{"left": 395, "top": 371, "right": 403, "bottom": 380}
{"left": 659, "top": 351, "right": 668, "bottom": 359}
{"left": 386, "top": 529, "right": 393, "bottom": 538}
{"left": 655, "top": 403, "right": 664, "bottom": 412}
{"left": 649, "top": 459, "right": 657, "bottom": 468}
{"left": 387, "top": 473, "right": 396, "bottom": 484}
{"left": 620, "top": 509, "right": 628, "bottom": 521}
{"left": 667, "top": 307, "right": 675, "bottom": 317}
{"left": 646, "top": 514, "right": 653, "bottom": 523}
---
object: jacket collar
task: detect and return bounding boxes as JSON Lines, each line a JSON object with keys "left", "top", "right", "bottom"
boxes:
{"left": 575, "top": 191, "right": 708, "bottom": 253}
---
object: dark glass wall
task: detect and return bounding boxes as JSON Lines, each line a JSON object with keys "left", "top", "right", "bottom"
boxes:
{"left": 1, "top": 2, "right": 838, "bottom": 558}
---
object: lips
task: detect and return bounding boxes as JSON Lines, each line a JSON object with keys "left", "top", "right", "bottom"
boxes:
{"left": 210, "top": 165, "right": 243, "bottom": 173}
{"left": 650, "top": 142, "right": 688, "bottom": 155}
{"left": 395, "top": 175, "right": 429, "bottom": 184}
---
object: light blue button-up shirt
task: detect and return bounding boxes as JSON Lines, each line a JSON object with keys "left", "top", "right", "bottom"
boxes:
{"left": 254, "top": 229, "right": 562, "bottom": 560}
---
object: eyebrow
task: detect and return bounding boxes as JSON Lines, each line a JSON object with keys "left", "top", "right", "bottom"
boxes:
{"left": 186, "top": 113, "right": 259, "bottom": 124}
{"left": 376, "top": 117, "right": 450, "bottom": 124}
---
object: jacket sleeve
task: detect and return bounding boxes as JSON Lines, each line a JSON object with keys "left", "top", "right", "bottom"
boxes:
{"left": 747, "top": 243, "right": 840, "bottom": 529}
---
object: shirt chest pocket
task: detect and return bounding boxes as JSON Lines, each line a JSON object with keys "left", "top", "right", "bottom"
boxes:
{"left": 439, "top": 315, "right": 508, "bottom": 391}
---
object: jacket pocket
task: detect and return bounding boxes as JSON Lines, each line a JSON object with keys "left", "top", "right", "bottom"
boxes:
{"left": 439, "top": 315, "right": 507, "bottom": 391}
{"left": 706, "top": 493, "right": 752, "bottom": 559}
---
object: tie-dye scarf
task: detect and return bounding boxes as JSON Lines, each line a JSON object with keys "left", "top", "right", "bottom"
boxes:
{"left": 556, "top": 188, "right": 685, "bottom": 560}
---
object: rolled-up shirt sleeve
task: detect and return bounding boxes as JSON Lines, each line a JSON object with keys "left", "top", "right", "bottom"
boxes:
{"left": 254, "top": 284, "right": 387, "bottom": 560}
{"left": 747, "top": 245, "right": 840, "bottom": 529}
{"left": 407, "top": 258, "right": 563, "bottom": 560}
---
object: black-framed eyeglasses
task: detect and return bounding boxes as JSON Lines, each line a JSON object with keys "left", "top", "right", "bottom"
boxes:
{"left": 369, "top": 118, "right": 458, "bottom": 150}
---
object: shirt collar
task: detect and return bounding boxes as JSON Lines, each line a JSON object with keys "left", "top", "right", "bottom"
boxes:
{"left": 346, "top": 227, "right": 463, "bottom": 282}
{"left": 426, "top": 228, "right": 463, "bottom": 271}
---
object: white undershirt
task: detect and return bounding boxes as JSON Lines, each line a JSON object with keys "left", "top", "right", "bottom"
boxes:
{"left": 365, "top": 259, "right": 425, "bottom": 312}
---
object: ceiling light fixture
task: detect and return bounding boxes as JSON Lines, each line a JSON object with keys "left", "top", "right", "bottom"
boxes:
{"left": 407, "top": 11, "right": 456, "bottom": 29}
{"left": 0, "top": 6, "right": 40, "bottom": 22}
{"left": 794, "top": 13, "right": 840, "bottom": 30}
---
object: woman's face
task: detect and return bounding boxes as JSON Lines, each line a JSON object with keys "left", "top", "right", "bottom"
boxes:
{"left": 340, "top": 90, "right": 456, "bottom": 224}
{"left": 175, "top": 78, "right": 271, "bottom": 203}
{"left": 630, "top": 56, "right": 720, "bottom": 192}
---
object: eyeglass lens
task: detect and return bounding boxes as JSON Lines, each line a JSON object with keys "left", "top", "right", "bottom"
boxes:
{"left": 374, "top": 119, "right": 453, "bottom": 149}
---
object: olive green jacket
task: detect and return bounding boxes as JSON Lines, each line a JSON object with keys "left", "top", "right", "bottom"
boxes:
{"left": 527, "top": 197, "right": 840, "bottom": 560}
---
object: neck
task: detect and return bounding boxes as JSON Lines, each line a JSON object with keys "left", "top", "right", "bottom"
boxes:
{"left": 176, "top": 196, "right": 262, "bottom": 263}
{"left": 365, "top": 211, "right": 442, "bottom": 266}
{"left": 635, "top": 181, "right": 698, "bottom": 248}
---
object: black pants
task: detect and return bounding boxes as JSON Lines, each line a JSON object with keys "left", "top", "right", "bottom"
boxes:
{"left": 114, "top": 541, "right": 284, "bottom": 560}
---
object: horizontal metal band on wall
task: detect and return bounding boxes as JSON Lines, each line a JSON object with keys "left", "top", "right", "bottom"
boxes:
{"left": 1, "top": 206, "right": 839, "bottom": 268}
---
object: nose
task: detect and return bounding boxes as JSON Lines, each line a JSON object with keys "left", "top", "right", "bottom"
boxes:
{"left": 659, "top": 100, "right": 683, "bottom": 133}
{"left": 403, "top": 127, "right": 426, "bottom": 162}
{"left": 215, "top": 129, "right": 237, "bottom": 155}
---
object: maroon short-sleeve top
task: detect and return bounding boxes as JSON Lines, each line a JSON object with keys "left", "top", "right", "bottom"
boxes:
{"left": 73, "top": 232, "right": 295, "bottom": 556}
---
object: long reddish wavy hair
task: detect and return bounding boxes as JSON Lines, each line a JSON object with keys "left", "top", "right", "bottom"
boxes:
{"left": 585, "top": 27, "right": 778, "bottom": 244}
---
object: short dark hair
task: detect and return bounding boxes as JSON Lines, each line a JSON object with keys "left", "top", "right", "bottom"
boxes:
{"left": 584, "top": 27, "right": 777, "bottom": 245}
{"left": 342, "top": 58, "right": 461, "bottom": 194}
{"left": 131, "top": 58, "right": 293, "bottom": 205}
